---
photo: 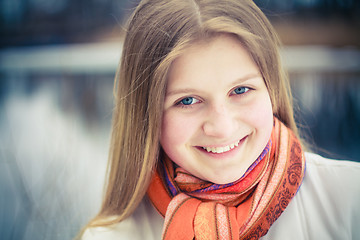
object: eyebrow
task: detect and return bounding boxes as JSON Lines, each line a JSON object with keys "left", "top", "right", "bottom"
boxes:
{"left": 229, "top": 72, "right": 262, "bottom": 87}
{"left": 166, "top": 72, "right": 262, "bottom": 97}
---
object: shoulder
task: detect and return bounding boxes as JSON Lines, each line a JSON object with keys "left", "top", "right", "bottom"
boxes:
{"left": 302, "top": 152, "right": 360, "bottom": 233}
{"left": 81, "top": 218, "right": 138, "bottom": 240}
{"left": 304, "top": 152, "right": 360, "bottom": 183}
{"left": 81, "top": 197, "right": 163, "bottom": 240}
{"left": 303, "top": 152, "right": 360, "bottom": 193}
{"left": 305, "top": 151, "right": 360, "bottom": 168}
{"left": 264, "top": 152, "right": 360, "bottom": 239}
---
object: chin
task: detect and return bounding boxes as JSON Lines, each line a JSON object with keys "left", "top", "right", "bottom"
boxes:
{"left": 208, "top": 174, "right": 240, "bottom": 185}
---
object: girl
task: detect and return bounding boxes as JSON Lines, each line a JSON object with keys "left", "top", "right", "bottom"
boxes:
{"left": 81, "top": 0, "right": 360, "bottom": 239}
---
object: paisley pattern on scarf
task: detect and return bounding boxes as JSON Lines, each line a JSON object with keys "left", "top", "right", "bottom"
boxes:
{"left": 147, "top": 118, "right": 305, "bottom": 240}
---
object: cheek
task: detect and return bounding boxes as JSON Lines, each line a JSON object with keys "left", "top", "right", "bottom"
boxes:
{"left": 256, "top": 97, "right": 273, "bottom": 126}
{"left": 160, "top": 111, "right": 197, "bottom": 149}
{"left": 257, "top": 95, "right": 274, "bottom": 139}
{"left": 242, "top": 93, "right": 273, "bottom": 134}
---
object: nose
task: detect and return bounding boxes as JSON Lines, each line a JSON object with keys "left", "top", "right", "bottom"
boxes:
{"left": 202, "top": 102, "right": 237, "bottom": 138}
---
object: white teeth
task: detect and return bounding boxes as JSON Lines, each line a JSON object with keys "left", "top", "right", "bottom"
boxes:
{"left": 202, "top": 140, "right": 240, "bottom": 154}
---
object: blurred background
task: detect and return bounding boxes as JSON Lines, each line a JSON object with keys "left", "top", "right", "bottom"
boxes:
{"left": 0, "top": 0, "right": 359, "bottom": 239}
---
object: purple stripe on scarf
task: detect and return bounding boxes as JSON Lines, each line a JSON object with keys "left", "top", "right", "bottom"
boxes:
{"left": 164, "top": 164, "right": 178, "bottom": 197}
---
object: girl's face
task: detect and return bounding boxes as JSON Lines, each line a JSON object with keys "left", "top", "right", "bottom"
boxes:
{"left": 160, "top": 34, "right": 273, "bottom": 184}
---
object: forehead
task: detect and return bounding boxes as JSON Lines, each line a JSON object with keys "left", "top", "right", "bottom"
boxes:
{"left": 166, "top": 34, "right": 259, "bottom": 90}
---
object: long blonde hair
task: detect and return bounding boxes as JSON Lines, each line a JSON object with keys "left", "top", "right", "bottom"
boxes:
{"left": 88, "top": 0, "right": 298, "bottom": 228}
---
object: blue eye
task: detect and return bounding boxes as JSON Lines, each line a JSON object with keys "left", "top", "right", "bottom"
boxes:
{"left": 176, "top": 97, "right": 200, "bottom": 107}
{"left": 233, "top": 87, "right": 249, "bottom": 95}
{"left": 180, "top": 97, "right": 194, "bottom": 105}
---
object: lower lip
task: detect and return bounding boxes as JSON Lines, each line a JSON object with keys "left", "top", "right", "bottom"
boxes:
{"left": 197, "top": 136, "right": 247, "bottom": 159}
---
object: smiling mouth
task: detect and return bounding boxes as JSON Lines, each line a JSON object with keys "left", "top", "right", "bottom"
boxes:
{"left": 201, "top": 139, "right": 241, "bottom": 154}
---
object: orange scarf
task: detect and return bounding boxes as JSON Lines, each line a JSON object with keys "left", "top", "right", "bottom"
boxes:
{"left": 147, "top": 118, "right": 305, "bottom": 239}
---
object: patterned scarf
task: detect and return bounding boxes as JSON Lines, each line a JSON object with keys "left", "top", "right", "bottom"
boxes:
{"left": 147, "top": 118, "right": 305, "bottom": 239}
